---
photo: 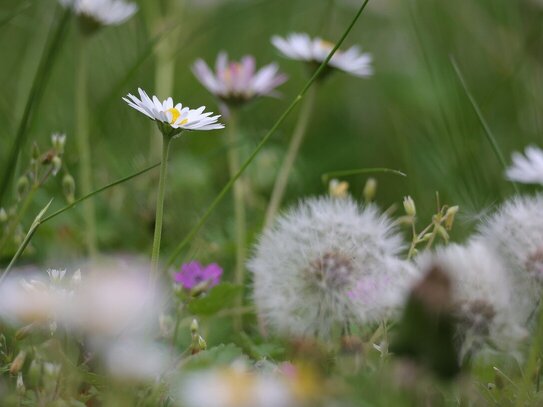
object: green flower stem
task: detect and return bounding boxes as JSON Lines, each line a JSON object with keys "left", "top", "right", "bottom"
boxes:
{"left": 225, "top": 110, "right": 248, "bottom": 331}
{"left": 151, "top": 136, "right": 172, "bottom": 280}
{"left": 163, "top": 0, "right": 371, "bottom": 270}
{"left": 76, "top": 34, "right": 97, "bottom": 258}
{"left": 264, "top": 84, "right": 318, "bottom": 229}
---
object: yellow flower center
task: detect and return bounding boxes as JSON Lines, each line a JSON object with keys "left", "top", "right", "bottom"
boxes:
{"left": 167, "top": 108, "right": 188, "bottom": 125}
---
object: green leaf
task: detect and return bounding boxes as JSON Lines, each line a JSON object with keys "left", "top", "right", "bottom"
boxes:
{"left": 182, "top": 344, "right": 246, "bottom": 370}
{"left": 187, "top": 283, "right": 242, "bottom": 316}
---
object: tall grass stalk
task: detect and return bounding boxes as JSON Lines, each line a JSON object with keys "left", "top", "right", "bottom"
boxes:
{"left": 76, "top": 34, "right": 97, "bottom": 257}
{"left": 0, "top": 7, "right": 71, "bottom": 206}
{"left": 164, "top": 0, "right": 371, "bottom": 270}
{"left": 264, "top": 84, "right": 318, "bottom": 228}
{"left": 225, "top": 110, "right": 248, "bottom": 330}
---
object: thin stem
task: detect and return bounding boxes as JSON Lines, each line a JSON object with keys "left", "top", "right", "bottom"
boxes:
{"left": 151, "top": 137, "right": 171, "bottom": 280}
{"left": 264, "top": 85, "right": 318, "bottom": 228}
{"left": 76, "top": 34, "right": 97, "bottom": 257}
{"left": 225, "top": 111, "right": 247, "bottom": 330}
{"left": 163, "top": 0, "right": 372, "bottom": 270}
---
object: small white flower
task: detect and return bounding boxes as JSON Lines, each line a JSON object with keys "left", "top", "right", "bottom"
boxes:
{"left": 46, "top": 268, "right": 67, "bottom": 283}
{"left": 193, "top": 52, "right": 287, "bottom": 104}
{"left": 271, "top": 32, "right": 373, "bottom": 77}
{"left": 248, "top": 196, "right": 414, "bottom": 339}
{"left": 59, "top": 0, "right": 137, "bottom": 27}
{"left": 123, "top": 88, "right": 224, "bottom": 137}
{"left": 416, "top": 240, "right": 527, "bottom": 357}
{"left": 505, "top": 145, "right": 543, "bottom": 185}
{"left": 476, "top": 194, "right": 543, "bottom": 325}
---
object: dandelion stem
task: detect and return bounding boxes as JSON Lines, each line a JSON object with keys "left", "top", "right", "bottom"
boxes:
{"left": 264, "top": 85, "right": 318, "bottom": 228}
{"left": 0, "top": 7, "right": 70, "bottom": 206}
{"left": 450, "top": 56, "right": 519, "bottom": 194}
{"left": 163, "top": 0, "right": 371, "bottom": 270}
{"left": 225, "top": 110, "right": 248, "bottom": 331}
{"left": 76, "top": 33, "right": 97, "bottom": 257}
{"left": 151, "top": 137, "right": 171, "bottom": 280}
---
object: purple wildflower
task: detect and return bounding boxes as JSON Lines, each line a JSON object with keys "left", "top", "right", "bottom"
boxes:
{"left": 174, "top": 261, "right": 223, "bottom": 291}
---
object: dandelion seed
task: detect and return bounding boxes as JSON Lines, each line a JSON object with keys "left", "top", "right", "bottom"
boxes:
{"left": 505, "top": 145, "right": 543, "bottom": 185}
{"left": 59, "top": 0, "right": 137, "bottom": 28}
{"left": 271, "top": 33, "right": 373, "bottom": 77}
{"left": 249, "top": 196, "right": 416, "bottom": 339}
{"left": 123, "top": 88, "right": 224, "bottom": 138}
{"left": 193, "top": 52, "right": 287, "bottom": 105}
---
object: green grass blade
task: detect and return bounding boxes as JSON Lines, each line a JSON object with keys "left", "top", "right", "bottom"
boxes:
{"left": 0, "top": 6, "right": 71, "bottom": 206}
{"left": 164, "top": 0, "right": 372, "bottom": 270}
{"left": 0, "top": 1, "right": 32, "bottom": 28}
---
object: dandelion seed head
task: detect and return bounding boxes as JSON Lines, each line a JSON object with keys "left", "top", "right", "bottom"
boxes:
{"left": 249, "top": 196, "right": 414, "bottom": 339}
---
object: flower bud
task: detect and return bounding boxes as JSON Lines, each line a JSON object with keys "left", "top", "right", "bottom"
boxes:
{"left": 403, "top": 196, "right": 416, "bottom": 217}
{"left": 62, "top": 174, "right": 75, "bottom": 204}
{"left": 197, "top": 335, "right": 207, "bottom": 351}
{"left": 437, "top": 225, "right": 449, "bottom": 242}
{"left": 363, "top": 178, "right": 377, "bottom": 202}
{"left": 17, "top": 176, "right": 30, "bottom": 199}
{"left": 16, "top": 373, "right": 25, "bottom": 396}
{"left": 9, "top": 351, "right": 27, "bottom": 375}
{"left": 328, "top": 179, "right": 349, "bottom": 198}
{"left": 51, "top": 133, "right": 66, "bottom": 154}
{"left": 31, "top": 143, "right": 40, "bottom": 161}
{"left": 51, "top": 156, "right": 62, "bottom": 176}
{"left": 0, "top": 208, "right": 7, "bottom": 223}
{"left": 190, "top": 319, "right": 199, "bottom": 335}
{"left": 444, "top": 205, "right": 459, "bottom": 230}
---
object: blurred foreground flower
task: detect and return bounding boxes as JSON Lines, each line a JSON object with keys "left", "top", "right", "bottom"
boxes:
{"left": 59, "top": 0, "right": 137, "bottom": 30}
{"left": 174, "top": 261, "right": 223, "bottom": 291}
{"left": 505, "top": 145, "right": 543, "bottom": 185}
{"left": 123, "top": 88, "right": 224, "bottom": 138}
{"left": 249, "top": 196, "right": 416, "bottom": 338}
{"left": 272, "top": 33, "right": 373, "bottom": 77}
{"left": 193, "top": 52, "right": 287, "bottom": 106}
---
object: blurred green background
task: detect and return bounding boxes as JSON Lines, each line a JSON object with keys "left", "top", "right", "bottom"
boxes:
{"left": 1, "top": 0, "right": 542, "bottom": 271}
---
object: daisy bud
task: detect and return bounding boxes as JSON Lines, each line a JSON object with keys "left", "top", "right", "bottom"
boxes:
{"left": 17, "top": 176, "right": 30, "bottom": 200}
{"left": 363, "top": 178, "right": 377, "bottom": 203}
{"left": 51, "top": 156, "right": 62, "bottom": 176}
{"left": 51, "top": 133, "right": 66, "bottom": 154}
{"left": 0, "top": 208, "right": 7, "bottom": 223}
{"left": 62, "top": 174, "right": 75, "bottom": 204}
{"left": 9, "top": 351, "right": 27, "bottom": 375}
{"left": 16, "top": 373, "right": 25, "bottom": 396}
{"left": 444, "top": 206, "right": 459, "bottom": 230}
{"left": 190, "top": 319, "right": 199, "bottom": 335}
{"left": 328, "top": 179, "right": 349, "bottom": 198}
{"left": 197, "top": 336, "right": 207, "bottom": 351}
{"left": 403, "top": 196, "right": 416, "bottom": 217}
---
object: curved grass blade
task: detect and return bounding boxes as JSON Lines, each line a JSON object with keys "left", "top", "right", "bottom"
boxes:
{"left": 164, "top": 0, "right": 372, "bottom": 270}
{"left": 0, "top": 162, "right": 159, "bottom": 282}
{"left": 321, "top": 167, "right": 407, "bottom": 184}
{"left": 450, "top": 56, "right": 519, "bottom": 194}
{"left": 0, "top": 1, "right": 32, "bottom": 28}
{"left": 0, "top": 6, "right": 71, "bottom": 206}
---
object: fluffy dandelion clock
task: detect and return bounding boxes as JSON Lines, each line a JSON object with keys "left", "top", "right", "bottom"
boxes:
{"left": 193, "top": 52, "right": 287, "bottom": 105}
{"left": 123, "top": 88, "right": 224, "bottom": 138}
{"left": 59, "top": 0, "right": 137, "bottom": 29}
{"left": 248, "top": 196, "right": 415, "bottom": 339}
{"left": 416, "top": 241, "right": 527, "bottom": 358}
{"left": 505, "top": 145, "right": 543, "bottom": 185}
{"left": 271, "top": 32, "right": 373, "bottom": 77}
{"left": 476, "top": 194, "right": 543, "bottom": 323}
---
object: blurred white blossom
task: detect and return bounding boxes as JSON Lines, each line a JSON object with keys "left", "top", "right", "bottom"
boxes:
{"left": 505, "top": 145, "right": 543, "bottom": 185}
{"left": 59, "top": 0, "right": 138, "bottom": 27}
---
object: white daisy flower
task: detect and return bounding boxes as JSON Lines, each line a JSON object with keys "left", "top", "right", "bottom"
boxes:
{"left": 59, "top": 0, "right": 138, "bottom": 27}
{"left": 505, "top": 145, "right": 543, "bottom": 185}
{"left": 476, "top": 194, "right": 543, "bottom": 325}
{"left": 123, "top": 88, "right": 224, "bottom": 137}
{"left": 193, "top": 52, "right": 287, "bottom": 105}
{"left": 271, "top": 32, "right": 373, "bottom": 78}
{"left": 416, "top": 240, "right": 527, "bottom": 358}
{"left": 248, "top": 196, "right": 416, "bottom": 339}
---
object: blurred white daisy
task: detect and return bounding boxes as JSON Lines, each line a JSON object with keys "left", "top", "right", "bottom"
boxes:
{"left": 416, "top": 240, "right": 527, "bottom": 358}
{"left": 193, "top": 52, "right": 287, "bottom": 105}
{"left": 476, "top": 194, "right": 543, "bottom": 325}
{"left": 505, "top": 145, "right": 543, "bottom": 185}
{"left": 59, "top": 0, "right": 137, "bottom": 27}
{"left": 248, "top": 196, "right": 415, "bottom": 339}
{"left": 271, "top": 33, "right": 373, "bottom": 77}
{"left": 123, "top": 88, "right": 224, "bottom": 137}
